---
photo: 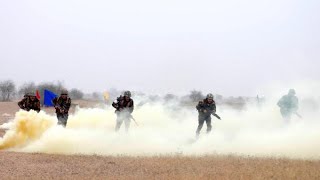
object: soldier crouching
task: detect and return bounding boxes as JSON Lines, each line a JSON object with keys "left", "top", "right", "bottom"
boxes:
{"left": 18, "top": 92, "right": 41, "bottom": 113}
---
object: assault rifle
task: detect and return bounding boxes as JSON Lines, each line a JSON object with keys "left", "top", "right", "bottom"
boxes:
{"left": 212, "top": 113, "right": 221, "bottom": 120}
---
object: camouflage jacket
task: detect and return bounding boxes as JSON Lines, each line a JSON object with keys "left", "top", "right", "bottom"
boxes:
{"left": 196, "top": 98, "right": 216, "bottom": 117}
{"left": 18, "top": 97, "right": 41, "bottom": 112}
{"left": 112, "top": 96, "right": 134, "bottom": 114}
{"left": 277, "top": 95, "right": 298, "bottom": 113}
{"left": 52, "top": 96, "right": 71, "bottom": 114}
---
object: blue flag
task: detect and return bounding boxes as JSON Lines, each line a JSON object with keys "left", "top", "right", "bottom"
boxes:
{"left": 44, "top": 89, "right": 57, "bottom": 107}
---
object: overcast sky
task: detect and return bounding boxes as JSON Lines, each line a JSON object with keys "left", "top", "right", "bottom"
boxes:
{"left": 0, "top": 0, "right": 319, "bottom": 96}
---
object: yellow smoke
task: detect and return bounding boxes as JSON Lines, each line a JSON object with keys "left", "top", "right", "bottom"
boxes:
{"left": 0, "top": 110, "right": 55, "bottom": 150}
{"left": 103, "top": 91, "right": 110, "bottom": 101}
{"left": 0, "top": 80, "right": 319, "bottom": 160}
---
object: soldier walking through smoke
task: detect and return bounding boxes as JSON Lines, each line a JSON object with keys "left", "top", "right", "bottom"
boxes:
{"left": 277, "top": 89, "right": 299, "bottom": 123}
{"left": 112, "top": 91, "right": 134, "bottom": 132}
{"left": 18, "top": 92, "right": 41, "bottom": 112}
{"left": 196, "top": 93, "right": 220, "bottom": 138}
{"left": 53, "top": 90, "right": 71, "bottom": 127}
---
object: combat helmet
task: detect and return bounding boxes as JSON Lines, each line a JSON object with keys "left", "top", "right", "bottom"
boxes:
{"left": 206, "top": 93, "right": 214, "bottom": 99}
{"left": 27, "top": 91, "right": 36, "bottom": 97}
{"left": 61, "top": 89, "right": 68, "bottom": 95}
{"left": 288, "top": 89, "right": 296, "bottom": 96}
{"left": 124, "top": 91, "right": 131, "bottom": 97}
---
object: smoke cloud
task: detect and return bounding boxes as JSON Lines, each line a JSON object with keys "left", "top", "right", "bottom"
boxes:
{"left": 0, "top": 81, "right": 319, "bottom": 160}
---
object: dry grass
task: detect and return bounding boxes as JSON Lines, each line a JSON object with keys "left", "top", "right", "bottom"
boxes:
{"left": 0, "top": 152, "right": 319, "bottom": 180}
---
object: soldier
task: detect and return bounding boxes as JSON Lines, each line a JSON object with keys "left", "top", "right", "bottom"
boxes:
{"left": 112, "top": 91, "right": 134, "bottom": 132}
{"left": 18, "top": 92, "right": 41, "bottom": 112}
{"left": 277, "top": 89, "right": 299, "bottom": 123}
{"left": 196, "top": 93, "right": 217, "bottom": 138}
{"left": 52, "top": 90, "right": 71, "bottom": 127}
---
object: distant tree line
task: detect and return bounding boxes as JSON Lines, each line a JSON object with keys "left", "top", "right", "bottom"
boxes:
{"left": 1, "top": 79, "right": 246, "bottom": 107}
{"left": 0, "top": 80, "right": 16, "bottom": 101}
{"left": 0, "top": 80, "right": 85, "bottom": 102}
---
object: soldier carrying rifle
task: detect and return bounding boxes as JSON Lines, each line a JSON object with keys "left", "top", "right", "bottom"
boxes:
{"left": 53, "top": 90, "right": 71, "bottom": 127}
{"left": 112, "top": 91, "right": 134, "bottom": 132}
{"left": 277, "top": 89, "right": 300, "bottom": 123}
{"left": 196, "top": 93, "right": 221, "bottom": 138}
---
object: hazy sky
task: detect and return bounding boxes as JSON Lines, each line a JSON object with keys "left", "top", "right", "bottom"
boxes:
{"left": 0, "top": 0, "right": 319, "bottom": 96}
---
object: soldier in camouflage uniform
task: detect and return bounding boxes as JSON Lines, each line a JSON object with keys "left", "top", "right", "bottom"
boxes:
{"left": 196, "top": 93, "right": 217, "bottom": 137}
{"left": 52, "top": 90, "right": 71, "bottom": 127}
{"left": 18, "top": 92, "right": 41, "bottom": 112}
{"left": 18, "top": 94, "right": 29, "bottom": 110}
{"left": 277, "top": 89, "right": 299, "bottom": 123}
{"left": 112, "top": 91, "right": 134, "bottom": 132}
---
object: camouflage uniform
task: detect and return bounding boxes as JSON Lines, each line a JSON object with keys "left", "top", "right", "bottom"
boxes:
{"left": 277, "top": 89, "right": 299, "bottom": 123}
{"left": 112, "top": 91, "right": 134, "bottom": 132}
{"left": 196, "top": 96, "right": 216, "bottom": 137}
{"left": 53, "top": 94, "right": 71, "bottom": 127}
{"left": 18, "top": 94, "right": 41, "bottom": 112}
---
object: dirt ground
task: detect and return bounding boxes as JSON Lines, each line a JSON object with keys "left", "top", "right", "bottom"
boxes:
{"left": 0, "top": 152, "right": 319, "bottom": 180}
{"left": 1, "top": 102, "right": 320, "bottom": 179}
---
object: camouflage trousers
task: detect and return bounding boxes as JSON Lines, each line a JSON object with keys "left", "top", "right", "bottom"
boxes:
{"left": 115, "top": 114, "right": 131, "bottom": 132}
{"left": 280, "top": 109, "right": 293, "bottom": 124}
{"left": 57, "top": 113, "right": 69, "bottom": 127}
{"left": 196, "top": 116, "right": 212, "bottom": 137}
